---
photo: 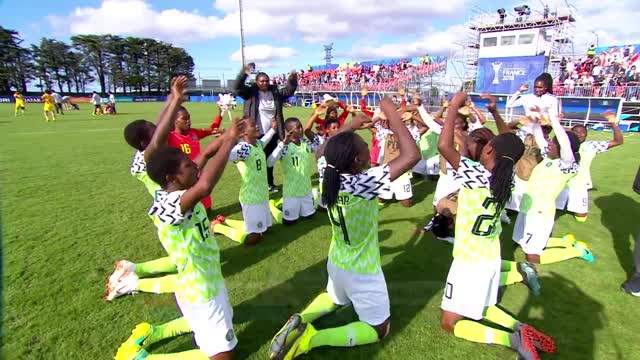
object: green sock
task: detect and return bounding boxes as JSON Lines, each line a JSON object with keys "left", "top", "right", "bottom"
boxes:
{"left": 223, "top": 218, "right": 244, "bottom": 229}
{"left": 574, "top": 215, "right": 587, "bottom": 222}
{"left": 145, "top": 317, "right": 191, "bottom": 346}
{"left": 136, "top": 257, "right": 176, "bottom": 277}
{"left": 300, "top": 292, "right": 339, "bottom": 323}
{"left": 483, "top": 306, "right": 518, "bottom": 330}
{"left": 309, "top": 322, "right": 379, "bottom": 349}
{"left": 269, "top": 199, "right": 283, "bottom": 224}
{"left": 501, "top": 260, "right": 516, "bottom": 271}
{"left": 500, "top": 269, "right": 523, "bottom": 286}
{"left": 546, "top": 237, "right": 570, "bottom": 248}
{"left": 215, "top": 223, "right": 247, "bottom": 244}
{"left": 137, "top": 275, "right": 176, "bottom": 294}
{"left": 453, "top": 320, "right": 511, "bottom": 347}
{"left": 539, "top": 247, "right": 584, "bottom": 264}
{"left": 312, "top": 188, "right": 319, "bottom": 208}
{"left": 147, "top": 350, "right": 208, "bottom": 359}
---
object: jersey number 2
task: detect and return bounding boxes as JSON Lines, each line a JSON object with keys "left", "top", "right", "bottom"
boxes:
{"left": 471, "top": 197, "right": 498, "bottom": 236}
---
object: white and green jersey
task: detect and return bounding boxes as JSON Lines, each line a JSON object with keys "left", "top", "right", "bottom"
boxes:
{"left": 568, "top": 140, "right": 609, "bottom": 189}
{"left": 327, "top": 165, "right": 392, "bottom": 275}
{"left": 268, "top": 135, "right": 321, "bottom": 198}
{"left": 229, "top": 129, "right": 275, "bottom": 205}
{"left": 520, "top": 157, "right": 579, "bottom": 217}
{"left": 130, "top": 150, "right": 161, "bottom": 196}
{"left": 451, "top": 158, "right": 502, "bottom": 262}
{"left": 148, "top": 190, "right": 223, "bottom": 303}
{"left": 418, "top": 130, "right": 439, "bottom": 160}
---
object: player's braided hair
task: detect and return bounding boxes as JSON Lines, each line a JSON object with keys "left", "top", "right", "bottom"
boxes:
{"left": 322, "top": 131, "right": 360, "bottom": 209}
{"left": 488, "top": 133, "right": 525, "bottom": 214}
{"left": 326, "top": 104, "right": 339, "bottom": 120}
{"left": 468, "top": 128, "right": 495, "bottom": 160}
{"left": 147, "top": 147, "right": 186, "bottom": 188}
{"left": 571, "top": 124, "right": 587, "bottom": 134}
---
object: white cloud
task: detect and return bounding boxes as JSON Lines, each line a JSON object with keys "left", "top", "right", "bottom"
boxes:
{"left": 347, "top": 25, "right": 468, "bottom": 59}
{"left": 231, "top": 45, "right": 296, "bottom": 63}
{"left": 49, "top": 0, "right": 467, "bottom": 43}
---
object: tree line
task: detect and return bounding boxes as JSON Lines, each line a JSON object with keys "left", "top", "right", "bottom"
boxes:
{"left": 0, "top": 26, "right": 195, "bottom": 95}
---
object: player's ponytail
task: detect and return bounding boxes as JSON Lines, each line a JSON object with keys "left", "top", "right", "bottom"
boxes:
{"left": 322, "top": 131, "right": 360, "bottom": 209}
{"left": 489, "top": 133, "right": 525, "bottom": 214}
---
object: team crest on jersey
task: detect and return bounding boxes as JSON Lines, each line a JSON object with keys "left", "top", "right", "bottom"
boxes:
{"left": 284, "top": 210, "right": 290, "bottom": 216}
{"left": 257, "top": 222, "right": 263, "bottom": 229}
{"left": 192, "top": 135, "right": 198, "bottom": 140}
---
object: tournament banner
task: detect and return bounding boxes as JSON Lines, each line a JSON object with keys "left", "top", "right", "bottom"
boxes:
{"left": 0, "top": 96, "right": 44, "bottom": 103}
{"left": 132, "top": 96, "right": 168, "bottom": 102}
{"left": 476, "top": 56, "right": 546, "bottom": 95}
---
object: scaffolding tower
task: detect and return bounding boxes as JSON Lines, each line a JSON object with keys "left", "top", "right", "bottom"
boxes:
{"left": 461, "top": 3, "right": 577, "bottom": 91}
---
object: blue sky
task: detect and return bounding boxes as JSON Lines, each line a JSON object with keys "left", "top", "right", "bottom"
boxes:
{"left": 1, "top": 0, "right": 637, "bottom": 84}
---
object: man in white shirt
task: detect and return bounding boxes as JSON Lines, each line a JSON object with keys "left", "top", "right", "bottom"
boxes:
{"left": 108, "top": 92, "right": 117, "bottom": 114}
{"left": 52, "top": 91, "right": 64, "bottom": 115}
{"left": 91, "top": 92, "right": 102, "bottom": 115}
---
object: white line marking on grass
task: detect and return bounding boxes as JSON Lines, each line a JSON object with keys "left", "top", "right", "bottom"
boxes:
{"left": 11, "top": 123, "right": 213, "bottom": 136}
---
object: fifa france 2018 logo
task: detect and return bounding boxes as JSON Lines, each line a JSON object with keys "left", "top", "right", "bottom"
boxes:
{"left": 491, "top": 62, "right": 503, "bottom": 84}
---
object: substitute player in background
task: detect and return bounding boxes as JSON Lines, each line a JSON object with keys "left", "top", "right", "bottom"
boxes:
{"left": 168, "top": 105, "right": 223, "bottom": 217}
{"left": 41, "top": 90, "right": 56, "bottom": 122}
{"left": 13, "top": 91, "right": 25, "bottom": 116}
{"left": 438, "top": 92, "right": 554, "bottom": 360}
{"left": 91, "top": 91, "right": 102, "bottom": 115}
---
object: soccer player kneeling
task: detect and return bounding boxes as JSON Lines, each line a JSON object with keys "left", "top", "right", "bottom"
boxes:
{"left": 439, "top": 92, "right": 555, "bottom": 360}
{"left": 267, "top": 117, "right": 320, "bottom": 224}
{"left": 116, "top": 117, "right": 245, "bottom": 360}
{"left": 268, "top": 99, "right": 420, "bottom": 359}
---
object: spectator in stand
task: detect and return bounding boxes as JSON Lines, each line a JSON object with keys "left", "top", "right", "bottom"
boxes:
{"left": 587, "top": 44, "right": 596, "bottom": 59}
{"left": 234, "top": 62, "right": 298, "bottom": 192}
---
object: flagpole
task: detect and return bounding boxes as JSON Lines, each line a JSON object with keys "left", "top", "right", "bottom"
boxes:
{"left": 238, "top": 0, "right": 246, "bottom": 66}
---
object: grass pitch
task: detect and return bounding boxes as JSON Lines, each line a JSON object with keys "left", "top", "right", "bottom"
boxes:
{"left": 1, "top": 102, "right": 639, "bottom": 359}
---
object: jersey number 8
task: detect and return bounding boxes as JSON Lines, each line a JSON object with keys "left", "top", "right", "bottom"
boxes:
{"left": 256, "top": 159, "right": 262, "bottom": 171}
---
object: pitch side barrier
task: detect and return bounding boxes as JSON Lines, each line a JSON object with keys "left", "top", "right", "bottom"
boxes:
{"left": 0, "top": 95, "right": 168, "bottom": 103}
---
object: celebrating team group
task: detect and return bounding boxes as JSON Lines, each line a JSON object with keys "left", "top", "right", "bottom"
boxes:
{"left": 105, "top": 66, "right": 624, "bottom": 360}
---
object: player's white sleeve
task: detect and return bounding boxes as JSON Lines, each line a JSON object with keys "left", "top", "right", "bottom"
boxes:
{"left": 267, "top": 142, "right": 285, "bottom": 167}
{"left": 418, "top": 105, "right": 442, "bottom": 134}
{"left": 506, "top": 91, "right": 525, "bottom": 108}
{"left": 148, "top": 190, "right": 186, "bottom": 225}
{"left": 259, "top": 128, "right": 276, "bottom": 147}
{"left": 229, "top": 142, "right": 251, "bottom": 163}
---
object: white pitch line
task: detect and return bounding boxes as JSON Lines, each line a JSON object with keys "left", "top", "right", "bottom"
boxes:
{"left": 10, "top": 123, "right": 214, "bottom": 136}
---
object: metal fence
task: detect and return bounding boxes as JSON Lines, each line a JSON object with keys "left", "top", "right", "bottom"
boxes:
{"left": 552, "top": 85, "right": 640, "bottom": 101}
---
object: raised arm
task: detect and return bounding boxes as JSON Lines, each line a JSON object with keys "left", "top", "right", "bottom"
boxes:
{"left": 438, "top": 91, "right": 467, "bottom": 170}
{"left": 315, "top": 113, "right": 374, "bottom": 158}
{"left": 267, "top": 138, "right": 287, "bottom": 167}
{"left": 545, "top": 109, "right": 573, "bottom": 163}
{"left": 276, "top": 71, "right": 299, "bottom": 98}
{"left": 481, "top": 94, "right": 510, "bottom": 134}
{"left": 469, "top": 102, "right": 487, "bottom": 125}
{"left": 418, "top": 105, "right": 442, "bottom": 134}
{"left": 144, "top": 76, "right": 188, "bottom": 162}
{"left": 180, "top": 119, "right": 244, "bottom": 212}
{"left": 234, "top": 64, "right": 255, "bottom": 100}
{"left": 433, "top": 100, "right": 448, "bottom": 120}
{"left": 304, "top": 104, "right": 326, "bottom": 139}
{"left": 193, "top": 134, "right": 228, "bottom": 169}
{"left": 380, "top": 98, "right": 420, "bottom": 181}
{"left": 506, "top": 84, "right": 530, "bottom": 108}
{"left": 604, "top": 110, "right": 624, "bottom": 149}
{"left": 258, "top": 118, "right": 278, "bottom": 147}
{"left": 210, "top": 105, "right": 223, "bottom": 129}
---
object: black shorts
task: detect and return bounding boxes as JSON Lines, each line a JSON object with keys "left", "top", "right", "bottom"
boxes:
{"left": 94, "top": 104, "right": 102, "bottom": 109}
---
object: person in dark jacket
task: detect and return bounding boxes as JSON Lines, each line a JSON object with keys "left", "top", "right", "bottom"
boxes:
{"left": 623, "top": 166, "right": 640, "bottom": 296}
{"left": 234, "top": 63, "right": 298, "bottom": 192}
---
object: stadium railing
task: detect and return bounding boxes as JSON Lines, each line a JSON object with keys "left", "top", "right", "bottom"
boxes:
{"left": 553, "top": 85, "right": 640, "bottom": 101}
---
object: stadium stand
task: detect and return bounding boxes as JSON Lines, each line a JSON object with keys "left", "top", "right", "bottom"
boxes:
{"left": 271, "top": 56, "right": 447, "bottom": 92}
{"left": 554, "top": 44, "right": 640, "bottom": 100}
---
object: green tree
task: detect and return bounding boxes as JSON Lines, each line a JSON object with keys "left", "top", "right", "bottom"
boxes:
{"left": 71, "top": 35, "right": 110, "bottom": 93}
{"left": 0, "top": 27, "right": 33, "bottom": 93}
